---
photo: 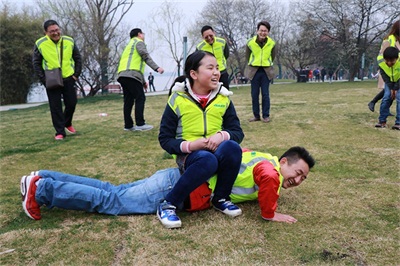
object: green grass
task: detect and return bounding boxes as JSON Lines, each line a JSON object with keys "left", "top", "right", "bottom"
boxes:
{"left": 1, "top": 80, "right": 399, "bottom": 265}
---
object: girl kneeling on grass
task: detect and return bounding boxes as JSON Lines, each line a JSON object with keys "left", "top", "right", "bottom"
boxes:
{"left": 157, "top": 50, "right": 244, "bottom": 229}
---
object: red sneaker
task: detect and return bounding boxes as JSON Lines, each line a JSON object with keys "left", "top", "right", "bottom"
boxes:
{"left": 21, "top": 175, "right": 41, "bottom": 220}
{"left": 65, "top": 126, "right": 76, "bottom": 134}
{"left": 54, "top": 134, "right": 64, "bottom": 140}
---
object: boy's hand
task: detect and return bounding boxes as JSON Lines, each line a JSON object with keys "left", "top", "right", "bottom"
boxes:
{"left": 391, "top": 90, "right": 396, "bottom": 100}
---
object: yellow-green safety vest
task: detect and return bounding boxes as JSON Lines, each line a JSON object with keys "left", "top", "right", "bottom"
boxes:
{"left": 35, "top": 35, "right": 76, "bottom": 78}
{"left": 247, "top": 36, "right": 275, "bottom": 67}
{"left": 168, "top": 91, "right": 230, "bottom": 141}
{"left": 208, "top": 151, "right": 283, "bottom": 203}
{"left": 197, "top": 37, "right": 227, "bottom": 71}
{"left": 377, "top": 54, "right": 400, "bottom": 82}
{"left": 118, "top": 37, "right": 145, "bottom": 74}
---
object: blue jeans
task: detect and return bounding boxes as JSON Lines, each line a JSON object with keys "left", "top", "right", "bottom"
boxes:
{"left": 251, "top": 68, "right": 271, "bottom": 119}
{"left": 379, "top": 84, "right": 400, "bottom": 124}
{"left": 35, "top": 168, "right": 182, "bottom": 215}
{"left": 165, "top": 140, "right": 242, "bottom": 206}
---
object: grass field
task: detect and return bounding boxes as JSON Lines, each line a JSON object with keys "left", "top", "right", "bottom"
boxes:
{"left": 0, "top": 80, "right": 398, "bottom": 265}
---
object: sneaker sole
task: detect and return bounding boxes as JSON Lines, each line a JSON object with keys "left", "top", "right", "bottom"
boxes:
{"left": 21, "top": 176, "right": 37, "bottom": 220}
{"left": 135, "top": 127, "right": 153, "bottom": 131}
{"left": 213, "top": 206, "right": 243, "bottom": 218}
{"left": 157, "top": 210, "right": 182, "bottom": 229}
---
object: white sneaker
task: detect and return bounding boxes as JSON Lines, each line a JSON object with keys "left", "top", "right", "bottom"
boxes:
{"left": 135, "top": 124, "right": 153, "bottom": 131}
{"left": 157, "top": 201, "right": 181, "bottom": 229}
{"left": 123, "top": 127, "right": 135, "bottom": 131}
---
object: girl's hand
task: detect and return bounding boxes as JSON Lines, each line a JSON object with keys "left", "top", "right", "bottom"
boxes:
{"left": 206, "top": 132, "right": 224, "bottom": 152}
{"left": 190, "top": 138, "right": 208, "bottom": 151}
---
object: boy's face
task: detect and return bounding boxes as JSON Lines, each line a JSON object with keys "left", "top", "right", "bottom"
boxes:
{"left": 280, "top": 158, "right": 310, "bottom": 189}
{"left": 384, "top": 58, "right": 398, "bottom": 67}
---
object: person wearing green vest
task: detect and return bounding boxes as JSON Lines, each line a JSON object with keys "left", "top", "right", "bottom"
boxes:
{"left": 196, "top": 25, "right": 230, "bottom": 89}
{"left": 21, "top": 146, "right": 314, "bottom": 225}
{"left": 245, "top": 21, "right": 276, "bottom": 123}
{"left": 375, "top": 47, "right": 400, "bottom": 130}
{"left": 32, "top": 20, "right": 82, "bottom": 140}
{"left": 368, "top": 20, "right": 399, "bottom": 113}
{"left": 117, "top": 28, "right": 164, "bottom": 131}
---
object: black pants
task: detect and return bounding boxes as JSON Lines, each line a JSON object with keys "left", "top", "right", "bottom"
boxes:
{"left": 46, "top": 77, "right": 77, "bottom": 136}
{"left": 118, "top": 77, "right": 146, "bottom": 128}
{"left": 220, "top": 71, "right": 230, "bottom": 90}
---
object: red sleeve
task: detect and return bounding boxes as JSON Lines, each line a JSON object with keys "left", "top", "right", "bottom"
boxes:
{"left": 242, "top": 148, "right": 251, "bottom": 152}
{"left": 253, "top": 160, "right": 280, "bottom": 219}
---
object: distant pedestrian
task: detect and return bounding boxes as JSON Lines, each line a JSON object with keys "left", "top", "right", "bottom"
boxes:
{"left": 117, "top": 28, "right": 164, "bottom": 131}
{"left": 321, "top": 67, "right": 326, "bottom": 82}
{"left": 148, "top": 72, "right": 156, "bottom": 92}
{"left": 32, "top": 20, "right": 82, "bottom": 140}
{"left": 245, "top": 21, "right": 276, "bottom": 123}
{"left": 196, "top": 25, "right": 230, "bottom": 89}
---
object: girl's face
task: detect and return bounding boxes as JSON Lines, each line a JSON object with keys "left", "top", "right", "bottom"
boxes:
{"left": 190, "top": 55, "right": 221, "bottom": 93}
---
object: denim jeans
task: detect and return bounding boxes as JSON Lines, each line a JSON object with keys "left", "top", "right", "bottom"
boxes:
{"left": 251, "top": 68, "right": 271, "bottom": 119}
{"left": 35, "top": 168, "right": 182, "bottom": 215}
{"left": 378, "top": 84, "right": 400, "bottom": 124}
{"left": 165, "top": 140, "right": 242, "bottom": 206}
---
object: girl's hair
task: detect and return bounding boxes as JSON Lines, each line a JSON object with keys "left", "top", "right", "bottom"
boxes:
{"left": 384, "top": 20, "right": 400, "bottom": 42}
{"left": 184, "top": 50, "right": 215, "bottom": 86}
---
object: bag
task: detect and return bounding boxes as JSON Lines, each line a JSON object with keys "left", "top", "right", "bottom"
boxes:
{"left": 184, "top": 182, "right": 212, "bottom": 212}
{"left": 45, "top": 68, "right": 64, "bottom": 89}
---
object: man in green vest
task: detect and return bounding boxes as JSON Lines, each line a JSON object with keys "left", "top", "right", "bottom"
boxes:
{"left": 117, "top": 28, "right": 164, "bottom": 131}
{"left": 196, "top": 25, "right": 230, "bottom": 89}
{"left": 32, "top": 20, "right": 82, "bottom": 140}
{"left": 245, "top": 21, "right": 276, "bottom": 123}
{"left": 22, "top": 146, "right": 315, "bottom": 225}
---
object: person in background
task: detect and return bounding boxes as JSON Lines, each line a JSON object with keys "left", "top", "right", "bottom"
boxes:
{"left": 32, "top": 20, "right": 82, "bottom": 140}
{"left": 368, "top": 20, "right": 399, "bottom": 113}
{"left": 196, "top": 25, "right": 230, "bottom": 90}
{"left": 21, "top": 146, "right": 314, "bottom": 225}
{"left": 148, "top": 72, "right": 156, "bottom": 92}
{"left": 158, "top": 50, "right": 244, "bottom": 228}
{"left": 245, "top": 21, "right": 276, "bottom": 123}
{"left": 117, "top": 28, "right": 164, "bottom": 132}
{"left": 375, "top": 47, "right": 400, "bottom": 130}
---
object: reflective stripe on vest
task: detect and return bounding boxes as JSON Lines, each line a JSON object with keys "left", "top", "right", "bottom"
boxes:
{"left": 247, "top": 36, "right": 275, "bottom": 67}
{"left": 197, "top": 37, "right": 227, "bottom": 71}
{"left": 117, "top": 37, "right": 145, "bottom": 74}
{"left": 36, "top": 35, "right": 75, "bottom": 78}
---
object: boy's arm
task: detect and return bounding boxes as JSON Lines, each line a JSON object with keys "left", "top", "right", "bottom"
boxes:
{"left": 253, "top": 160, "right": 298, "bottom": 223}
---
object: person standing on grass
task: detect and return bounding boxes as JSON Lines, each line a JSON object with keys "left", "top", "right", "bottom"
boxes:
{"left": 196, "top": 25, "right": 230, "bottom": 90}
{"left": 117, "top": 28, "right": 164, "bottom": 132}
{"left": 21, "top": 146, "right": 314, "bottom": 224}
{"left": 368, "top": 20, "right": 399, "bottom": 113}
{"left": 148, "top": 72, "right": 156, "bottom": 92}
{"left": 157, "top": 50, "right": 244, "bottom": 228}
{"left": 375, "top": 47, "right": 400, "bottom": 130}
{"left": 32, "top": 20, "right": 82, "bottom": 140}
{"left": 245, "top": 21, "right": 276, "bottom": 123}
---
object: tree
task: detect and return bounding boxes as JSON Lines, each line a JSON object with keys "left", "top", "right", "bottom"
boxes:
{"left": 36, "top": 0, "right": 133, "bottom": 96}
{"left": 295, "top": 0, "right": 400, "bottom": 81}
{"left": 148, "top": 1, "right": 195, "bottom": 77}
{"left": 0, "top": 3, "right": 43, "bottom": 105}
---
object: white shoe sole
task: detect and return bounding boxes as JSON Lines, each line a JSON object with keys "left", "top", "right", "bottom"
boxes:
{"left": 157, "top": 210, "right": 182, "bottom": 229}
{"left": 214, "top": 207, "right": 242, "bottom": 218}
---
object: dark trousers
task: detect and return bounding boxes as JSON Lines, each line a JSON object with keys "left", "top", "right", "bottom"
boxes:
{"left": 220, "top": 71, "right": 230, "bottom": 90}
{"left": 46, "top": 77, "right": 77, "bottom": 136}
{"left": 149, "top": 81, "right": 155, "bottom": 92}
{"left": 251, "top": 68, "right": 271, "bottom": 119}
{"left": 166, "top": 140, "right": 242, "bottom": 206}
{"left": 118, "top": 77, "right": 146, "bottom": 128}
